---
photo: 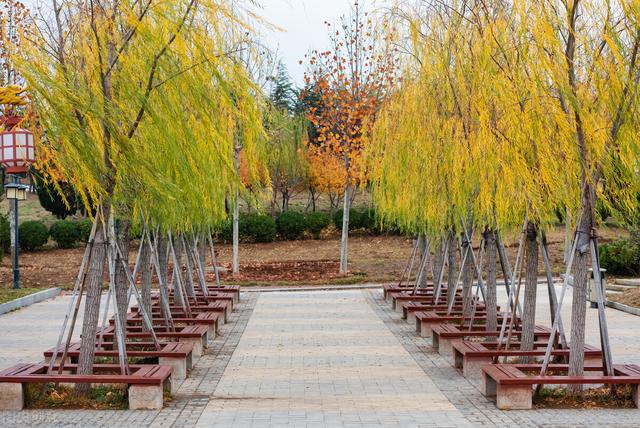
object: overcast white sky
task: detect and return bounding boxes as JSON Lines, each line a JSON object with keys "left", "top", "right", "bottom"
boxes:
{"left": 255, "top": 0, "right": 359, "bottom": 86}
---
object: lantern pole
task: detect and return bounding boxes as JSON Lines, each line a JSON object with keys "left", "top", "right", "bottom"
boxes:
{"left": 11, "top": 174, "right": 20, "bottom": 289}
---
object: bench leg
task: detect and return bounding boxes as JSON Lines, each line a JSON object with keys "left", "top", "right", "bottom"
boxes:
{"left": 0, "top": 383, "right": 23, "bottom": 410}
{"left": 402, "top": 306, "right": 408, "bottom": 319}
{"left": 419, "top": 321, "right": 432, "bottom": 338}
{"left": 207, "top": 322, "right": 217, "bottom": 339}
{"left": 202, "top": 334, "right": 208, "bottom": 350}
{"left": 481, "top": 372, "right": 497, "bottom": 397}
{"left": 128, "top": 385, "right": 163, "bottom": 410}
{"left": 432, "top": 332, "right": 440, "bottom": 352}
{"left": 395, "top": 302, "right": 405, "bottom": 314}
{"left": 159, "top": 357, "right": 187, "bottom": 382}
{"left": 453, "top": 349, "right": 464, "bottom": 369}
{"left": 416, "top": 318, "right": 422, "bottom": 336}
{"left": 462, "top": 355, "right": 493, "bottom": 380}
{"left": 633, "top": 384, "right": 639, "bottom": 408}
{"left": 496, "top": 384, "right": 532, "bottom": 410}
{"left": 421, "top": 322, "right": 438, "bottom": 338}
{"left": 181, "top": 337, "right": 202, "bottom": 358}
{"left": 407, "top": 310, "right": 417, "bottom": 325}
{"left": 437, "top": 337, "right": 454, "bottom": 358}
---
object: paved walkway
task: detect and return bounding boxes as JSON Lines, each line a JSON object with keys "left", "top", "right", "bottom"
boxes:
{"left": 0, "top": 287, "right": 639, "bottom": 427}
{"left": 195, "top": 290, "right": 468, "bottom": 427}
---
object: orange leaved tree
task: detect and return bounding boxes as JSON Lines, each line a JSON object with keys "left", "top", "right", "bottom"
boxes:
{"left": 301, "top": 1, "right": 397, "bottom": 273}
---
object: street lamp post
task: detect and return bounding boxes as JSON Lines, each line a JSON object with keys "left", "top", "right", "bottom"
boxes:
{"left": 0, "top": 122, "right": 36, "bottom": 290}
{"left": 5, "top": 177, "right": 28, "bottom": 289}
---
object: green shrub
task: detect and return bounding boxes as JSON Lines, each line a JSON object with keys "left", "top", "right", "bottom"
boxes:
{"left": 240, "top": 214, "right": 276, "bottom": 243}
{"left": 305, "top": 212, "right": 330, "bottom": 239}
{"left": 0, "top": 213, "right": 10, "bottom": 251}
{"left": 276, "top": 211, "right": 306, "bottom": 240}
{"left": 19, "top": 220, "right": 49, "bottom": 251}
{"left": 360, "top": 208, "right": 381, "bottom": 233}
{"left": 75, "top": 219, "right": 93, "bottom": 243}
{"left": 128, "top": 222, "right": 143, "bottom": 240}
{"left": 217, "top": 219, "right": 233, "bottom": 243}
{"left": 599, "top": 239, "right": 640, "bottom": 276}
{"left": 333, "top": 208, "right": 362, "bottom": 230}
{"left": 50, "top": 220, "right": 80, "bottom": 249}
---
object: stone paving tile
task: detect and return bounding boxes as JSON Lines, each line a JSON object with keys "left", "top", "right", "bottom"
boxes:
{"left": 365, "top": 288, "right": 640, "bottom": 428}
{"left": 0, "top": 292, "right": 257, "bottom": 428}
{"left": 2, "top": 286, "right": 640, "bottom": 427}
{"left": 195, "top": 290, "right": 470, "bottom": 428}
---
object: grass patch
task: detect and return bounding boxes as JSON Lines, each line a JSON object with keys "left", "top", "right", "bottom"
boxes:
{"left": 0, "top": 287, "right": 47, "bottom": 304}
{"left": 534, "top": 385, "right": 635, "bottom": 409}
{"left": 25, "top": 383, "right": 128, "bottom": 410}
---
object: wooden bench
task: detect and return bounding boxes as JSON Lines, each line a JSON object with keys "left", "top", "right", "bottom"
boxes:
{"left": 386, "top": 288, "right": 439, "bottom": 304}
{"left": 383, "top": 284, "right": 438, "bottom": 300}
{"left": 204, "top": 285, "right": 241, "bottom": 303}
{"left": 122, "top": 311, "right": 220, "bottom": 337}
{"left": 171, "top": 291, "right": 235, "bottom": 311}
{"left": 452, "top": 340, "right": 602, "bottom": 379}
{"left": 432, "top": 324, "right": 553, "bottom": 357}
{"left": 482, "top": 363, "right": 640, "bottom": 410}
{"left": 44, "top": 341, "right": 193, "bottom": 381}
{"left": 135, "top": 299, "right": 229, "bottom": 324}
{"left": 0, "top": 363, "right": 172, "bottom": 410}
{"left": 391, "top": 292, "right": 457, "bottom": 311}
{"left": 99, "top": 325, "right": 209, "bottom": 356}
{"left": 415, "top": 311, "right": 514, "bottom": 337}
{"left": 401, "top": 300, "right": 486, "bottom": 323}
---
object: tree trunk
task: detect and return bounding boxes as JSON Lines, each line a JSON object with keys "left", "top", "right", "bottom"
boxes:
{"left": 75, "top": 215, "right": 107, "bottom": 396}
{"left": 180, "top": 234, "right": 195, "bottom": 297}
{"left": 484, "top": 228, "right": 498, "bottom": 332}
{"left": 433, "top": 240, "right": 444, "bottom": 288}
{"left": 169, "top": 233, "right": 184, "bottom": 307}
{"left": 232, "top": 143, "right": 240, "bottom": 274}
{"left": 417, "top": 235, "right": 429, "bottom": 287}
{"left": 446, "top": 231, "right": 458, "bottom": 307}
{"left": 114, "top": 220, "right": 131, "bottom": 329}
{"left": 564, "top": 208, "right": 572, "bottom": 264}
{"left": 521, "top": 221, "right": 538, "bottom": 360}
{"left": 156, "top": 234, "right": 169, "bottom": 294}
{"left": 198, "top": 235, "right": 207, "bottom": 280}
{"left": 461, "top": 238, "right": 474, "bottom": 317}
{"left": 232, "top": 194, "right": 240, "bottom": 274}
{"left": 140, "top": 238, "right": 152, "bottom": 318}
{"left": 568, "top": 190, "right": 595, "bottom": 393}
{"left": 339, "top": 184, "right": 353, "bottom": 274}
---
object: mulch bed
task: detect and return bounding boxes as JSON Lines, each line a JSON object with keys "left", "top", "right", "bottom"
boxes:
{"left": 533, "top": 385, "right": 635, "bottom": 409}
{"left": 214, "top": 260, "right": 349, "bottom": 282}
{"left": 609, "top": 288, "right": 640, "bottom": 309}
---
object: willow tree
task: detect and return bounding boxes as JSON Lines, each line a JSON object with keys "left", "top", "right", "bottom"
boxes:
{"left": 528, "top": 0, "right": 640, "bottom": 388}
{"left": 369, "top": 0, "right": 573, "bottom": 328}
{"left": 20, "top": 0, "right": 265, "bottom": 396}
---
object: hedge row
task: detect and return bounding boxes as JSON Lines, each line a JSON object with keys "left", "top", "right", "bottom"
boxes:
{"left": 0, "top": 218, "right": 94, "bottom": 253}
{"left": 600, "top": 238, "right": 640, "bottom": 276}
{"left": 216, "top": 208, "right": 395, "bottom": 243}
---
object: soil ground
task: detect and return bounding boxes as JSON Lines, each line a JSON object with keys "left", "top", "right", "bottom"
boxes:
{"left": 0, "top": 225, "right": 626, "bottom": 290}
{"left": 609, "top": 288, "right": 640, "bottom": 309}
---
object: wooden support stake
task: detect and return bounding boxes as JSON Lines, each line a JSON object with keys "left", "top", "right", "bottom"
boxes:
{"left": 540, "top": 232, "right": 567, "bottom": 348}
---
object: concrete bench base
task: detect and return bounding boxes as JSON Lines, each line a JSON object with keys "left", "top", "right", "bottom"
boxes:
{"left": 0, "top": 381, "right": 168, "bottom": 411}
{"left": 482, "top": 375, "right": 533, "bottom": 410}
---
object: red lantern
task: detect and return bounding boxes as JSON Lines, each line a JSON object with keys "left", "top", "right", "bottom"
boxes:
{"left": 0, "top": 128, "right": 35, "bottom": 173}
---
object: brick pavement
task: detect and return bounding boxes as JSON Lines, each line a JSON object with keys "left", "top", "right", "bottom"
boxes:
{"left": 0, "top": 286, "right": 639, "bottom": 427}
